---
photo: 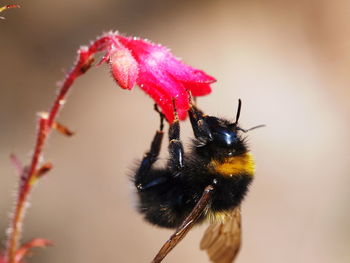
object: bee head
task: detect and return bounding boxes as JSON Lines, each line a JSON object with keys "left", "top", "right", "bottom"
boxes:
{"left": 204, "top": 116, "right": 241, "bottom": 148}
{"left": 190, "top": 99, "right": 244, "bottom": 158}
{"left": 202, "top": 115, "right": 246, "bottom": 157}
{"left": 191, "top": 99, "right": 263, "bottom": 158}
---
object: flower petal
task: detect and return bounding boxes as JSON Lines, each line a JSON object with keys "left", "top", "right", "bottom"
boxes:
{"left": 137, "top": 67, "right": 189, "bottom": 122}
{"left": 116, "top": 35, "right": 215, "bottom": 121}
{"left": 183, "top": 82, "right": 212, "bottom": 96}
{"left": 164, "top": 56, "right": 216, "bottom": 84}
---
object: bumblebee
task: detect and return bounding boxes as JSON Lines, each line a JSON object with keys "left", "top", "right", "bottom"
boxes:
{"left": 133, "top": 97, "right": 262, "bottom": 263}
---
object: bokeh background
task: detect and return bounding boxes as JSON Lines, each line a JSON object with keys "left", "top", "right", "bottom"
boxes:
{"left": 1, "top": 0, "right": 350, "bottom": 262}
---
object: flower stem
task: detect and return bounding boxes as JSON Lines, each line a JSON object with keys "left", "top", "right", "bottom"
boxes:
{"left": 5, "top": 43, "right": 99, "bottom": 263}
{"left": 6, "top": 116, "right": 48, "bottom": 263}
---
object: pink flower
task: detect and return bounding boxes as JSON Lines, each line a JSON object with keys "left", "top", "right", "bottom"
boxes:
{"left": 104, "top": 33, "right": 216, "bottom": 122}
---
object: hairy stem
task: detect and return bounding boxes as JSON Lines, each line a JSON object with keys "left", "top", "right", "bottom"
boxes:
{"left": 4, "top": 36, "right": 113, "bottom": 262}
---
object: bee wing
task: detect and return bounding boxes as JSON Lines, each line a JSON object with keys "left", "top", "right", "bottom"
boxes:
{"left": 200, "top": 207, "right": 241, "bottom": 263}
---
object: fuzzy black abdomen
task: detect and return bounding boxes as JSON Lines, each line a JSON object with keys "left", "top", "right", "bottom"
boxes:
{"left": 210, "top": 173, "right": 253, "bottom": 212}
{"left": 135, "top": 166, "right": 252, "bottom": 229}
{"left": 135, "top": 169, "right": 199, "bottom": 229}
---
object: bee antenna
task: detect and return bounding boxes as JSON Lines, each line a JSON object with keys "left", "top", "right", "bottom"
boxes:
{"left": 234, "top": 99, "right": 242, "bottom": 125}
{"left": 237, "top": 124, "right": 266, "bottom": 133}
{"left": 248, "top": 124, "right": 266, "bottom": 131}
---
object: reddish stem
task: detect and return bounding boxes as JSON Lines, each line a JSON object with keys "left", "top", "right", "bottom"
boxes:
{"left": 5, "top": 35, "right": 117, "bottom": 263}
{"left": 6, "top": 116, "right": 49, "bottom": 263}
{"left": 0, "top": 4, "right": 20, "bottom": 18}
{"left": 0, "top": 4, "right": 20, "bottom": 12}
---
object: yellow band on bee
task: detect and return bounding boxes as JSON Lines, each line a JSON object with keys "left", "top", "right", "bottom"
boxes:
{"left": 209, "top": 153, "right": 255, "bottom": 177}
{"left": 205, "top": 210, "right": 231, "bottom": 223}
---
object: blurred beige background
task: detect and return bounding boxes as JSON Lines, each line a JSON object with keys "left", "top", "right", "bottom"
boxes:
{"left": 1, "top": 0, "right": 350, "bottom": 262}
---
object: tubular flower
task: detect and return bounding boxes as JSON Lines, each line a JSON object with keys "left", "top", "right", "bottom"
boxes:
{"left": 105, "top": 33, "right": 216, "bottom": 122}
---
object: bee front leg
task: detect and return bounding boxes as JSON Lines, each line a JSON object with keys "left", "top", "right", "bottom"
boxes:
{"left": 188, "top": 95, "right": 212, "bottom": 146}
{"left": 135, "top": 106, "right": 165, "bottom": 190}
{"left": 168, "top": 101, "right": 184, "bottom": 172}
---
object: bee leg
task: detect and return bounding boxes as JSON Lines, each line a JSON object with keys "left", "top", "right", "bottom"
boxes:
{"left": 135, "top": 106, "right": 165, "bottom": 190}
{"left": 151, "top": 185, "right": 215, "bottom": 263}
{"left": 168, "top": 100, "right": 184, "bottom": 171}
{"left": 188, "top": 94, "right": 213, "bottom": 145}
